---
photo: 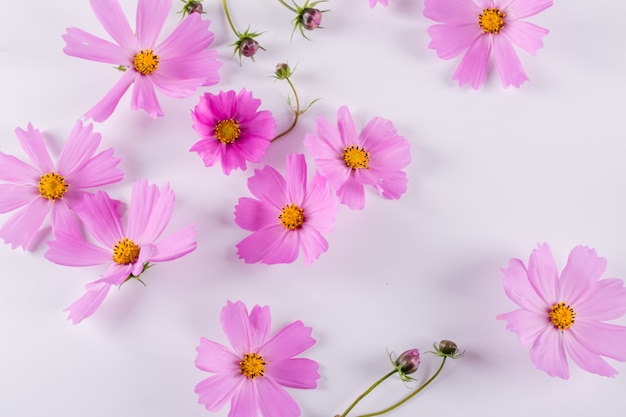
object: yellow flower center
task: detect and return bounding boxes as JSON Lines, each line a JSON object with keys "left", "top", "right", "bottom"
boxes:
{"left": 279, "top": 204, "right": 305, "bottom": 230}
{"left": 112, "top": 238, "right": 140, "bottom": 265}
{"left": 479, "top": 8, "right": 505, "bottom": 34}
{"left": 549, "top": 302, "right": 576, "bottom": 331}
{"left": 342, "top": 145, "right": 370, "bottom": 169}
{"left": 133, "top": 50, "right": 160, "bottom": 75}
{"left": 239, "top": 353, "right": 266, "bottom": 379}
{"left": 215, "top": 119, "right": 241, "bottom": 144}
{"left": 38, "top": 172, "right": 69, "bottom": 201}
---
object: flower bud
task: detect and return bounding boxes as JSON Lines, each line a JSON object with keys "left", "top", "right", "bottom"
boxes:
{"left": 275, "top": 63, "right": 291, "bottom": 79}
{"left": 240, "top": 38, "right": 259, "bottom": 58}
{"left": 395, "top": 349, "right": 420, "bottom": 374}
{"left": 438, "top": 340, "right": 458, "bottom": 356}
{"left": 301, "top": 8, "right": 322, "bottom": 30}
{"left": 181, "top": 0, "right": 204, "bottom": 16}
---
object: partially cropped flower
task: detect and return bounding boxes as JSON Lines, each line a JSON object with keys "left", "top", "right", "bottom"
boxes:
{"left": 45, "top": 180, "right": 197, "bottom": 324}
{"left": 0, "top": 121, "right": 123, "bottom": 250}
{"left": 278, "top": 0, "right": 327, "bottom": 39}
{"left": 180, "top": 0, "right": 204, "bottom": 17}
{"left": 234, "top": 153, "right": 338, "bottom": 265}
{"left": 190, "top": 89, "right": 276, "bottom": 175}
{"left": 369, "top": 0, "right": 389, "bottom": 7}
{"left": 304, "top": 106, "right": 410, "bottom": 210}
{"left": 423, "top": 0, "right": 552, "bottom": 89}
{"left": 63, "top": 0, "right": 221, "bottom": 122}
{"left": 498, "top": 244, "right": 626, "bottom": 378}
{"left": 195, "top": 300, "right": 319, "bottom": 417}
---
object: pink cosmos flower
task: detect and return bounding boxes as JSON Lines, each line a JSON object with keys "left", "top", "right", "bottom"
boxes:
{"left": 369, "top": 0, "right": 389, "bottom": 7}
{"left": 303, "top": 106, "right": 410, "bottom": 210}
{"left": 423, "top": 0, "right": 552, "bottom": 89}
{"left": 234, "top": 153, "right": 338, "bottom": 265}
{"left": 63, "top": 0, "right": 221, "bottom": 122}
{"left": 195, "top": 300, "right": 319, "bottom": 417}
{"left": 0, "top": 121, "right": 123, "bottom": 250}
{"left": 497, "top": 244, "right": 626, "bottom": 378}
{"left": 190, "top": 89, "right": 276, "bottom": 175}
{"left": 45, "top": 180, "right": 197, "bottom": 324}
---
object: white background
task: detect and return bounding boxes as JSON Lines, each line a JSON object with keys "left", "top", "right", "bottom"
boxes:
{"left": 1, "top": 0, "right": 625, "bottom": 416}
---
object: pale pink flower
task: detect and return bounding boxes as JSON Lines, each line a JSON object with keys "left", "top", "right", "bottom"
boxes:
{"left": 424, "top": 0, "right": 552, "bottom": 89}
{"left": 304, "top": 106, "right": 410, "bottom": 210}
{"left": 190, "top": 89, "right": 276, "bottom": 175}
{"left": 195, "top": 300, "right": 319, "bottom": 417}
{"left": 63, "top": 0, "right": 221, "bottom": 122}
{"left": 234, "top": 153, "right": 338, "bottom": 265}
{"left": 45, "top": 180, "right": 197, "bottom": 324}
{"left": 369, "top": 0, "right": 389, "bottom": 7}
{"left": 498, "top": 244, "right": 626, "bottom": 378}
{"left": 0, "top": 121, "right": 123, "bottom": 250}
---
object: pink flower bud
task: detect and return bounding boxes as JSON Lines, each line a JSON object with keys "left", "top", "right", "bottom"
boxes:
{"left": 395, "top": 349, "right": 420, "bottom": 374}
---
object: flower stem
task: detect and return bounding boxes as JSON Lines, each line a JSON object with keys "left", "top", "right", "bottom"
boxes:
{"left": 355, "top": 357, "right": 448, "bottom": 417}
{"left": 338, "top": 370, "right": 398, "bottom": 417}
{"left": 277, "top": 0, "right": 298, "bottom": 13}
{"left": 272, "top": 77, "right": 301, "bottom": 142}
{"left": 222, "top": 0, "right": 240, "bottom": 37}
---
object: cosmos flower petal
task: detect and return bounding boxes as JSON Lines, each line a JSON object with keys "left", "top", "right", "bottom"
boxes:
{"left": 564, "top": 331, "right": 619, "bottom": 377}
{"left": 14, "top": 124, "right": 54, "bottom": 173}
{"left": 529, "top": 327, "right": 569, "bottom": 379}
{"left": 241, "top": 227, "right": 300, "bottom": 265}
{"left": 127, "top": 180, "right": 173, "bottom": 244}
{"left": 369, "top": 0, "right": 389, "bottom": 8}
{"left": 266, "top": 358, "right": 320, "bottom": 389}
{"left": 66, "top": 149, "right": 124, "bottom": 189}
{"left": 221, "top": 300, "right": 255, "bottom": 354}
{"left": 135, "top": 0, "right": 170, "bottom": 48}
{"left": 492, "top": 34, "right": 528, "bottom": 88}
{"left": 45, "top": 230, "right": 112, "bottom": 266}
{"left": 76, "top": 191, "right": 124, "bottom": 248}
{"left": 0, "top": 198, "right": 49, "bottom": 250}
{"left": 526, "top": 243, "right": 558, "bottom": 305}
{"left": 257, "top": 378, "right": 300, "bottom": 417}
{"left": 497, "top": 309, "right": 547, "bottom": 346}
{"left": 559, "top": 246, "right": 607, "bottom": 306}
{"left": 298, "top": 227, "right": 329, "bottom": 266}
{"left": 195, "top": 374, "right": 242, "bottom": 412}
{"left": 260, "top": 321, "right": 315, "bottom": 362}
{"left": 50, "top": 200, "right": 84, "bottom": 238}
{"left": 229, "top": 381, "right": 258, "bottom": 417}
{"left": 89, "top": 0, "right": 136, "bottom": 51}
{"left": 285, "top": 153, "right": 307, "bottom": 204}
{"left": 452, "top": 33, "right": 491, "bottom": 89}
{"left": 234, "top": 198, "right": 279, "bottom": 231}
{"left": 150, "top": 224, "right": 197, "bottom": 262}
{"left": 576, "top": 278, "right": 626, "bottom": 321}
{"left": 504, "top": 0, "right": 553, "bottom": 19}
{"left": 0, "top": 184, "right": 37, "bottom": 213}
{"left": 247, "top": 166, "right": 287, "bottom": 209}
{"left": 130, "top": 75, "right": 164, "bottom": 118}
{"left": 195, "top": 337, "right": 241, "bottom": 374}
{"left": 64, "top": 281, "right": 112, "bottom": 324}
{"left": 427, "top": 23, "right": 482, "bottom": 60}
{"left": 503, "top": 20, "right": 549, "bottom": 56}
{"left": 336, "top": 178, "right": 366, "bottom": 210}
{"left": 249, "top": 304, "right": 272, "bottom": 348}
{"left": 62, "top": 28, "right": 130, "bottom": 64}
{"left": 501, "top": 258, "right": 546, "bottom": 312}
{"left": 157, "top": 12, "right": 214, "bottom": 58}
{"left": 423, "top": 0, "right": 481, "bottom": 23}
{"left": 56, "top": 121, "right": 100, "bottom": 175}
{"left": 0, "top": 152, "right": 40, "bottom": 184}
{"left": 571, "top": 321, "right": 626, "bottom": 362}
{"left": 84, "top": 69, "right": 136, "bottom": 122}
{"left": 301, "top": 173, "right": 338, "bottom": 232}
{"left": 336, "top": 106, "right": 359, "bottom": 148}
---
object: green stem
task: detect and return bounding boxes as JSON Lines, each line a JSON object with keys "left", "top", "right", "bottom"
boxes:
{"left": 277, "top": 0, "right": 298, "bottom": 13}
{"left": 355, "top": 357, "right": 448, "bottom": 417}
{"left": 272, "top": 77, "right": 300, "bottom": 142}
{"left": 338, "top": 370, "right": 398, "bottom": 417}
{"left": 222, "top": 0, "right": 240, "bottom": 37}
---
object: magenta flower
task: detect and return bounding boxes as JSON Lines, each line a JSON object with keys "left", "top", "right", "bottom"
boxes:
{"left": 195, "top": 300, "right": 319, "bottom": 417}
{"left": 63, "top": 0, "right": 221, "bottom": 122}
{"left": 369, "top": 0, "right": 389, "bottom": 7}
{"left": 303, "top": 106, "right": 410, "bottom": 210}
{"left": 423, "top": 0, "right": 552, "bottom": 89}
{"left": 190, "top": 89, "right": 276, "bottom": 175}
{"left": 0, "top": 121, "right": 123, "bottom": 250}
{"left": 234, "top": 153, "right": 338, "bottom": 265}
{"left": 45, "top": 180, "right": 197, "bottom": 324}
{"left": 497, "top": 244, "right": 626, "bottom": 378}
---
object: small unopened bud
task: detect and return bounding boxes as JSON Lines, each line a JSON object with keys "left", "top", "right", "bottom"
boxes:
{"left": 186, "top": 1, "right": 203, "bottom": 14}
{"left": 301, "top": 8, "right": 322, "bottom": 30}
{"left": 275, "top": 63, "right": 291, "bottom": 79}
{"left": 438, "top": 340, "right": 458, "bottom": 356}
{"left": 395, "top": 349, "right": 421, "bottom": 374}
{"left": 240, "top": 38, "right": 259, "bottom": 58}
